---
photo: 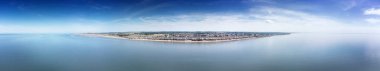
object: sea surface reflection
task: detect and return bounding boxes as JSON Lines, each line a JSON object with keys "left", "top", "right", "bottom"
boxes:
{"left": 0, "top": 33, "right": 380, "bottom": 71}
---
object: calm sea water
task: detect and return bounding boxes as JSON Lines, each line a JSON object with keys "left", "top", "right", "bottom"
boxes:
{"left": 0, "top": 33, "right": 380, "bottom": 71}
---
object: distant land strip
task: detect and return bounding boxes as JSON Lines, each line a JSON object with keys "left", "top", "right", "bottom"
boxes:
{"left": 82, "top": 32, "right": 290, "bottom": 42}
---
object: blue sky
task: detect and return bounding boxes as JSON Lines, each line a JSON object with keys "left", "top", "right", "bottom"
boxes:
{"left": 1, "top": 0, "right": 380, "bottom": 33}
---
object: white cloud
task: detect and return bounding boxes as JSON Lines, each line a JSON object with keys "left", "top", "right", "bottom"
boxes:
{"left": 364, "top": 8, "right": 380, "bottom": 15}
{"left": 365, "top": 18, "right": 380, "bottom": 24}
{"left": 342, "top": 0, "right": 365, "bottom": 11}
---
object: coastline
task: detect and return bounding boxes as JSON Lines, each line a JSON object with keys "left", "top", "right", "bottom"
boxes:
{"left": 79, "top": 33, "right": 257, "bottom": 43}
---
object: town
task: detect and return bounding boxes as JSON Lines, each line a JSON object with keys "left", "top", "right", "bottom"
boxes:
{"left": 87, "top": 32, "right": 290, "bottom": 42}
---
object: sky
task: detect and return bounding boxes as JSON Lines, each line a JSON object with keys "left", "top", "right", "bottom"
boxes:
{"left": 1, "top": 0, "right": 380, "bottom": 33}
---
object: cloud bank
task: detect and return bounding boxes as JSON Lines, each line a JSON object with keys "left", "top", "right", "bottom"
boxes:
{"left": 364, "top": 8, "right": 380, "bottom": 24}
{"left": 1, "top": 7, "right": 380, "bottom": 33}
{"left": 113, "top": 7, "right": 379, "bottom": 33}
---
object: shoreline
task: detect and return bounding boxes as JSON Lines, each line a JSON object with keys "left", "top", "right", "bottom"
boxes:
{"left": 79, "top": 33, "right": 257, "bottom": 43}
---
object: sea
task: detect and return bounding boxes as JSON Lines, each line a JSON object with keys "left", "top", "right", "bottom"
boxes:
{"left": 0, "top": 33, "right": 380, "bottom": 71}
